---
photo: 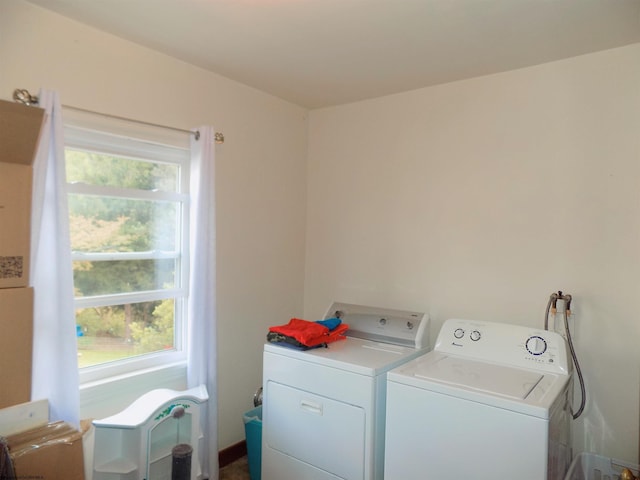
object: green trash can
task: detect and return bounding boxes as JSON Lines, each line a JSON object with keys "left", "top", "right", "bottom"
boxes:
{"left": 242, "top": 405, "right": 262, "bottom": 480}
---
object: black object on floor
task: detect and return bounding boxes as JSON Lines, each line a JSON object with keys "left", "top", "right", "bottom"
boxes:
{"left": 172, "top": 443, "right": 193, "bottom": 480}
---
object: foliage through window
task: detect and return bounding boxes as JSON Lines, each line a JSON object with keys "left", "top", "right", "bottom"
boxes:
{"left": 64, "top": 119, "right": 190, "bottom": 379}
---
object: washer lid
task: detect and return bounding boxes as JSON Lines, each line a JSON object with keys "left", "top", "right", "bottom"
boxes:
{"left": 387, "top": 351, "right": 570, "bottom": 418}
{"left": 415, "top": 356, "right": 543, "bottom": 400}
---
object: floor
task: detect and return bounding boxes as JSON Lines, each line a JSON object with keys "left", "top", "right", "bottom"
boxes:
{"left": 219, "top": 455, "right": 250, "bottom": 480}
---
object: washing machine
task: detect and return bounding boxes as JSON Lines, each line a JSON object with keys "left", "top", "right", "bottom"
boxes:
{"left": 261, "top": 302, "right": 430, "bottom": 480}
{"left": 384, "top": 318, "right": 573, "bottom": 480}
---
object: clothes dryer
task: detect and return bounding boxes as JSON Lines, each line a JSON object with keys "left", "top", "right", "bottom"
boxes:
{"left": 262, "top": 302, "right": 430, "bottom": 480}
{"left": 384, "top": 318, "right": 572, "bottom": 480}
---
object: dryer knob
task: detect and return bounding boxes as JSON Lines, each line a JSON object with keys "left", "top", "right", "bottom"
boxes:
{"left": 470, "top": 330, "right": 481, "bottom": 341}
{"left": 454, "top": 328, "right": 465, "bottom": 339}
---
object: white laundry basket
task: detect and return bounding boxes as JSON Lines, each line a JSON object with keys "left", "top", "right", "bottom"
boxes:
{"left": 565, "top": 453, "right": 639, "bottom": 480}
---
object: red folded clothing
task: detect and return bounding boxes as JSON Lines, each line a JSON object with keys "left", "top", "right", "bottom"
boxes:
{"left": 269, "top": 318, "right": 349, "bottom": 347}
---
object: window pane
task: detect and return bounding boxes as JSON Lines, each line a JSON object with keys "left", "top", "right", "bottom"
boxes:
{"left": 73, "top": 259, "right": 177, "bottom": 296}
{"left": 76, "top": 299, "right": 175, "bottom": 368}
{"left": 69, "top": 194, "right": 178, "bottom": 253}
{"left": 66, "top": 149, "right": 179, "bottom": 192}
{"left": 64, "top": 124, "right": 188, "bottom": 377}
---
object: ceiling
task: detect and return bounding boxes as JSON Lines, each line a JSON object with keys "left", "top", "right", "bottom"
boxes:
{"left": 24, "top": 0, "right": 640, "bottom": 109}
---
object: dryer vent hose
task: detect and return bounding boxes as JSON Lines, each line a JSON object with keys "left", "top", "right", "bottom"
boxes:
{"left": 254, "top": 386, "right": 263, "bottom": 407}
{"left": 545, "top": 291, "right": 586, "bottom": 420}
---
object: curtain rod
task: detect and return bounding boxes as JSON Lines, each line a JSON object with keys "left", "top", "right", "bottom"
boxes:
{"left": 12, "top": 88, "right": 224, "bottom": 144}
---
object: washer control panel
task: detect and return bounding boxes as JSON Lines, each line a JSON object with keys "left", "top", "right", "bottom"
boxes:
{"left": 525, "top": 335, "right": 547, "bottom": 355}
{"left": 452, "top": 327, "right": 482, "bottom": 341}
{"left": 434, "top": 318, "right": 570, "bottom": 374}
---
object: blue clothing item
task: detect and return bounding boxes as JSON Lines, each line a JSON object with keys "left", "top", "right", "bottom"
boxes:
{"left": 315, "top": 317, "right": 342, "bottom": 331}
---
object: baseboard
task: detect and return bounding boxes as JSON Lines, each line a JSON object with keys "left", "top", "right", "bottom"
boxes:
{"left": 218, "top": 440, "right": 247, "bottom": 468}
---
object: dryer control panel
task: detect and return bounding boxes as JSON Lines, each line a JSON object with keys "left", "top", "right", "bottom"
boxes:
{"left": 325, "top": 302, "right": 430, "bottom": 350}
{"left": 434, "top": 319, "right": 570, "bottom": 374}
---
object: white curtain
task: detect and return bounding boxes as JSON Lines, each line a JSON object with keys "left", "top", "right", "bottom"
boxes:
{"left": 187, "top": 127, "right": 218, "bottom": 478}
{"left": 30, "top": 90, "right": 80, "bottom": 427}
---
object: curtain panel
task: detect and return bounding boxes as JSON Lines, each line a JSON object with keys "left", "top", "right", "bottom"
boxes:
{"left": 187, "top": 126, "right": 218, "bottom": 478}
{"left": 30, "top": 89, "right": 80, "bottom": 427}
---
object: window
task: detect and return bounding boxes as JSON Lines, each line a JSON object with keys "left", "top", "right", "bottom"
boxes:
{"left": 64, "top": 114, "right": 190, "bottom": 383}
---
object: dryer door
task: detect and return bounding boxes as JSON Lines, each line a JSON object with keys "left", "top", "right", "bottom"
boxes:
{"left": 263, "top": 380, "right": 366, "bottom": 480}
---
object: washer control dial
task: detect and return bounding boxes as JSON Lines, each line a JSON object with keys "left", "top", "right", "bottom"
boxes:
{"left": 526, "top": 335, "right": 547, "bottom": 355}
{"left": 470, "top": 330, "right": 481, "bottom": 341}
{"left": 454, "top": 328, "right": 465, "bottom": 339}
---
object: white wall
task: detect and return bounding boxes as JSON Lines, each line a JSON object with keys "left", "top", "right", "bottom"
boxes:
{"left": 306, "top": 44, "right": 640, "bottom": 462}
{"left": 3, "top": 0, "right": 639, "bottom": 464}
{"left": 0, "top": 0, "right": 308, "bottom": 449}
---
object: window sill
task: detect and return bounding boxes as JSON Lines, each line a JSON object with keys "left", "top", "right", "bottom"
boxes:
{"left": 79, "top": 361, "right": 188, "bottom": 420}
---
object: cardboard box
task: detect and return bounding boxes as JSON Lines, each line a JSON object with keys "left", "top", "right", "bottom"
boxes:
{"left": 0, "top": 99, "right": 45, "bottom": 288}
{"left": 7, "top": 421, "right": 85, "bottom": 480}
{"left": 0, "top": 399, "right": 49, "bottom": 436}
{"left": 0, "top": 99, "right": 46, "bottom": 166}
{"left": 0, "top": 287, "right": 33, "bottom": 409}
{"left": 0, "top": 163, "right": 33, "bottom": 288}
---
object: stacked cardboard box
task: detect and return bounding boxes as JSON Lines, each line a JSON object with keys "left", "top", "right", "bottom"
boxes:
{"left": 6, "top": 420, "right": 85, "bottom": 480}
{"left": 0, "top": 99, "right": 44, "bottom": 290}
{"left": 0, "top": 99, "right": 44, "bottom": 409}
{"left": 0, "top": 287, "right": 34, "bottom": 408}
{"left": 0, "top": 100, "right": 84, "bottom": 479}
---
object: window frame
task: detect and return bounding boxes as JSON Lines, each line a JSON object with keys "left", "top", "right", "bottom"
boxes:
{"left": 63, "top": 110, "right": 191, "bottom": 385}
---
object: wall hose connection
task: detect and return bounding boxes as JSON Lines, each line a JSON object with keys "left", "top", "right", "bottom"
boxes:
{"left": 544, "top": 291, "right": 586, "bottom": 420}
